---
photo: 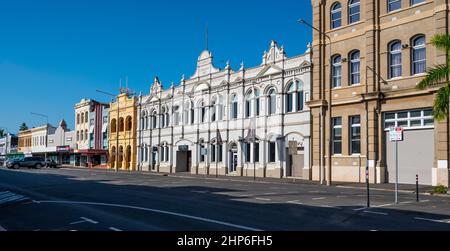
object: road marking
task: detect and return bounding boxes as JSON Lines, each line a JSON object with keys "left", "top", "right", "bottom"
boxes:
{"left": 0, "top": 191, "right": 29, "bottom": 205}
{"left": 191, "top": 190, "right": 209, "bottom": 194}
{"left": 415, "top": 217, "right": 450, "bottom": 224}
{"left": 264, "top": 193, "right": 276, "bottom": 195}
{"left": 309, "top": 191, "right": 322, "bottom": 193}
{"left": 320, "top": 205, "right": 342, "bottom": 209}
{"left": 287, "top": 200, "right": 303, "bottom": 205}
{"left": 373, "top": 203, "right": 393, "bottom": 208}
{"left": 363, "top": 211, "right": 388, "bottom": 216}
{"left": 109, "top": 227, "right": 122, "bottom": 231}
{"left": 354, "top": 207, "right": 368, "bottom": 211}
{"left": 35, "top": 200, "right": 263, "bottom": 231}
{"left": 337, "top": 195, "right": 349, "bottom": 198}
{"left": 70, "top": 217, "right": 99, "bottom": 225}
{"left": 420, "top": 200, "right": 430, "bottom": 203}
{"left": 400, "top": 201, "right": 414, "bottom": 205}
{"left": 255, "top": 198, "right": 272, "bottom": 201}
{"left": 312, "top": 197, "right": 326, "bottom": 200}
{"left": 0, "top": 225, "right": 7, "bottom": 231}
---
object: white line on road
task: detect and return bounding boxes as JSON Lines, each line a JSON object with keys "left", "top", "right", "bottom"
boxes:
{"left": 312, "top": 197, "right": 326, "bottom": 200}
{"left": 35, "top": 200, "right": 263, "bottom": 231}
{"left": 415, "top": 217, "right": 450, "bottom": 224}
{"left": 80, "top": 217, "right": 98, "bottom": 224}
{"left": 363, "top": 211, "right": 388, "bottom": 216}
{"left": 287, "top": 200, "right": 303, "bottom": 205}
{"left": 320, "top": 205, "right": 342, "bottom": 210}
{"left": 0, "top": 225, "right": 7, "bottom": 231}
{"left": 263, "top": 193, "right": 276, "bottom": 195}
{"left": 109, "top": 227, "right": 123, "bottom": 231}
{"left": 354, "top": 207, "right": 368, "bottom": 211}
{"left": 191, "top": 190, "right": 209, "bottom": 194}
{"left": 336, "top": 195, "right": 349, "bottom": 198}
{"left": 400, "top": 201, "right": 414, "bottom": 205}
{"left": 255, "top": 198, "right": 272, "bottom": 201}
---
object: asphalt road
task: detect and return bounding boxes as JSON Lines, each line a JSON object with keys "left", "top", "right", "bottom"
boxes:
{"left": 1, "top": 167, "right": 450, "bottom": 231}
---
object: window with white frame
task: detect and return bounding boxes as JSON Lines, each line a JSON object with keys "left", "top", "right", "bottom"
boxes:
{"left": 349, "top": 50, "right": 361, "bottom": 85}
{"left": 412, "top": 35, "right": 426, "bottom": 75}
{"left": 173, "top": 106, "right": 180, "bottom": 126}
{"left": 384, "top": 109, "right": 434, "bottom": 130}
{"left": 331, "top": 2, "right": 342, "bottom": 29}
{"left": 388, "top": 0, "right": 401, "bottom": 12}
{"left": 410, "top": 0, "right": 424, "bottom": 6}
{"left": 389, "top": 41, "right": 402, "bottom": 78}
{"left": 286, "top": 80, "right": 304, "bottom": 113}
{"left": 268, "top": 89, "right": 277, "bottom": 115}
{"left": 231, "top": 95, "right": 238, "bottom": 119}
{"left": 348, "top": 0, "right": 360, "bottom": 24}
{"left": 349, "top": 116, "right": 361, "bottom": 155}
{"left": 332, "top": 55, "right": 342, "bottom": 88}
{"left": 332, "top": 117, "right": 342, "bottom": 155}
{"left": 268, "top": 141, "right": 276, "bottom": 163}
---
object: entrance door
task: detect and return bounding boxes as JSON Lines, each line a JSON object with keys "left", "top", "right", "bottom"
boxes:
{"left": 176, "top": 150, "right": 191, "bottom": 173}
{"left": 151, "top": 151, "right": 157, "bottom": 171}
{"left": 386, "top": 129, "right": 434, "bottom": 185}
{"left": 229, "top": 151, "right": 238, "bottom": 173}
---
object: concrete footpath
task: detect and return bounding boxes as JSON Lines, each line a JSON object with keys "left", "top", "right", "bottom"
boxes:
{"left": 59, "top": 165, "right": 448, "bottom": 196}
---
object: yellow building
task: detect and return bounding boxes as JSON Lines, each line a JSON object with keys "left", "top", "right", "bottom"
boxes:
{"left": 18, "top": 129, "right": 32, "bottom": 156}
{"left": 108, "top": 91, "right": 137, "bottom": 171}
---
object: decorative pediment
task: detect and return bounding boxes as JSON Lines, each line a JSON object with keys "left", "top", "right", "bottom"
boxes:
{"left": 299, "top": 60, "right": 312, "bottom": 69}
{"left": 257, "top": 64, "right": 283, "bottom": 77}
{"left": 150, "top": 76, "right": 163, "bottom": 96}
{"left": 261, "top": 40, "right": 286, "bottom": 65}
{"left": 191, "top": 50, "right": 220, "bottom": 78}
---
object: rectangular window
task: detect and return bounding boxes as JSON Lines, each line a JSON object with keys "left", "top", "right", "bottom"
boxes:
{"left": 254, "top": 143, "right": 260, "bottom": 163}
{"left": 232, "top": 103, "right": 238, "bottom": 119}
{"left": 384, "top": 109, "right": 434, "bottom": 130}
{"left": 286, "top": 93, "right": 293, "bottom": 112}
{"left": 200, "top": 145, "right": 205, "bottom": 162}
{"left": 297, "top": 92, "right": 304, "bottom": 111}
{"left": 245, "top": 143, "right": 251, "bottom": 163}
{"left": 333, "top": 117, "right": 343, "bottom": 155}
{"left": 350, "top": 116, "right": 361, "bottom": 155}
{"left": 332, "top": 65, "right": 342, "bottom": 88}
{"left": 165, "top": 147, "right": 169, "bottom": 162}
{"left": 211, "top": 145, "right": 216, "bottom": 163}
{"left": 411, "top": 0, "right": 424, "bottom": 5}
{"left": 256, "top": 99, "right": 260, "bottom": 116}
{"left": 245, "top": 101, "right": 251, "bottom": 118}
{"left": 218, "top": 144, "right": 223, "bottom": 162}
{"left": 268, "top": 142, "right": 276, "bottom": 163}
{"left": 388, "top": 0, "right": 401, "bottom": 12}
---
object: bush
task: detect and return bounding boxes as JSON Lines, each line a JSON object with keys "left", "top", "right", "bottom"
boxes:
{"left": 433, "top": 185, "right": 448, "bottom": 194}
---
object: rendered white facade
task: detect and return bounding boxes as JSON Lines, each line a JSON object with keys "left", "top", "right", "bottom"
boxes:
{"left": 137, "top": 41, "right": 312, "bottom": 179}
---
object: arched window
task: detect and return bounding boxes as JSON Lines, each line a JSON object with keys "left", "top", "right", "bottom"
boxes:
{"left": 332, "top": 55, "right": 342, "bottom": 88}
{"left": 268, "top": 89, "right": 277, "bottom": 115}
{"left": 80, "top": 130, "right": 83, "bottom": 141}
{"left": 118, "top": 146, "right": 124, "bottom": 168}
{"left": 286, "top": 80, "right": 304, "bottom": 113}
{"left": 190, "top": 101, "right": 195, "bottom": 124}
{"left": 255, "top": 89, "right": 261, "bottom": 116}
{"left": 76, "top": 131, "right": 80, "bottom": 141}
{"left": 348, "top": 0, "right": 360, "bottom": 24}
{"left": 119, "top": 117, "right": 125, "bottom": 132}
{"left": 161, "top": 107, "right": 167, "bottom": 128}
{"left": 111, "top": 119, "right": 117, "bottom": 133}
{"left": 389, "top": 41, "right": 402, "bottom": 78}
{"left": 80, "top": 113, "right": 84, "bottom": 124}
{"left": 231, "top": 95, "right": 238, "bottom": 119}
{"left": 77, "top": 114, "right": 80, "bottom": 124}
{"left": 110, "top": 146, "right": 116, "bottom": 166}
{"left": 349, "top": 50, "right": 361, "bottom": 85}
{"left": 199, "top": 139, "right": 206, "bottom": 163}
{"left": 184, "top": 102, "right": 190, "bottom": 125}
{"left": 126, "top": 145, "right": 132, "bottom": 168}
{"left": 85, "top": 112, "right": 88, "bottom": 124}
{"left": 245, "top": 91, "right": 252, "bottom": 118}
{"left": 331, "top": 2, "right": 342, "bottom": 29}
{"left": 412, "top": 35, "right": 426, "bottom": 75}
{"left": 173, "top": 106, "right": 180, "bottom": 126}
{"left": 140, "top": 111, "right": 147, "bottom": 130}
{"left": 151, "top": 110, "right": 157, "bottom": 129}
{"left": 126, "top": 116, "right": 132, "bottom": 131}
{"left": 211, "top": 98, "right": 217, "bottom": 122}
{"left": 199, "top": 101, "right": 206, "bottom": 123}
{"left": 388, "top": 0, "right": 401, "bottom": 12}
{"left": 85, "top": 130, "right": 88, "bottom": 142}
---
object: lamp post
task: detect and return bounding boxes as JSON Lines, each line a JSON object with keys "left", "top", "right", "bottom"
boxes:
{"left": 30, "top": 112, "right": 49, "bottom": 163}
{"left": 298, "top": 19, "right": 333, "bottom": 186}
{"left": 97, "top": 89, "right": 119, "bottom": 173}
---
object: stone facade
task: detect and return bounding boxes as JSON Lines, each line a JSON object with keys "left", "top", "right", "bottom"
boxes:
{"left": 309, "top": 0, "right": 449, "bottom": 186}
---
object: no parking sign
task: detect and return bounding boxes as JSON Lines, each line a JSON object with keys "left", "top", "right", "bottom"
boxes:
{"left": 389, "top": 127, "right": 404, "bottom": 142}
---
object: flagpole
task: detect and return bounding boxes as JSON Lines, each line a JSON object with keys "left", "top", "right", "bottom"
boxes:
{"left": 216, "top": 87, "right": 219, "bottom": 178}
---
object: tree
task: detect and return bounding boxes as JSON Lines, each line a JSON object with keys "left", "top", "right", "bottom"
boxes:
{"left": 417, "top": 34, "right": 450, "bottom": 121}
{"left": 0, "top": 129, "right": 4, "bottom": 138}
{"left": 19, "top": 123, "right": 28, "bottom": 131}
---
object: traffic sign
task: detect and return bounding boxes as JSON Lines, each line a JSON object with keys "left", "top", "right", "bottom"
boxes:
{"left": 389, "top": 127, "right": 404, "bottom": 142}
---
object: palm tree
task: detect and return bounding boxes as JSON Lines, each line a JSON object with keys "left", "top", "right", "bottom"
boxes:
{"left": 417, "top": 34, "right": 450, "bottom": 121}
{"left": 19, "top": 123, "right": 28, "bottom": 131}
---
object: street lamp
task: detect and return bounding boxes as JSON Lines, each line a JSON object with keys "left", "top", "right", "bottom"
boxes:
{"left": 96, "top": 89, "right": 119, "bottom": 173}
{"left": 298, "top": 19, "right": 333, "bottom": 186}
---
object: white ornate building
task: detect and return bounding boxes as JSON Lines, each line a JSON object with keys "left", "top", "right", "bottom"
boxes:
{"left": 137, "top": 41, "right": 312, "bottom": 179}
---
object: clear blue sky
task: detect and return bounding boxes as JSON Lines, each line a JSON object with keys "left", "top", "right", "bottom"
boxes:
{"left": 0, "top": 0, "right": 312, "bottom": 134}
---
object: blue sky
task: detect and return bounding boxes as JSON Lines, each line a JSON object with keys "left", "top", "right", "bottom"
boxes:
{"left": 0, "top": 0, "right": 312, "bottom": 133}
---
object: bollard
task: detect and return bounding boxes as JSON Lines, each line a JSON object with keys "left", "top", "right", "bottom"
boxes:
{"left": 416, "top": 174, "right": 419, "bottom": 202}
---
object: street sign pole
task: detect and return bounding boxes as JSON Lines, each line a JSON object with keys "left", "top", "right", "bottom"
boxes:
{"left": 395, "top": 139, "right": 399, "bottom": 204}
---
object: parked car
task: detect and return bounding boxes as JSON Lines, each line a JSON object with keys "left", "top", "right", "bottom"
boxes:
{"left": 7, "top": 157, "right": 47, "bottom": 169}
